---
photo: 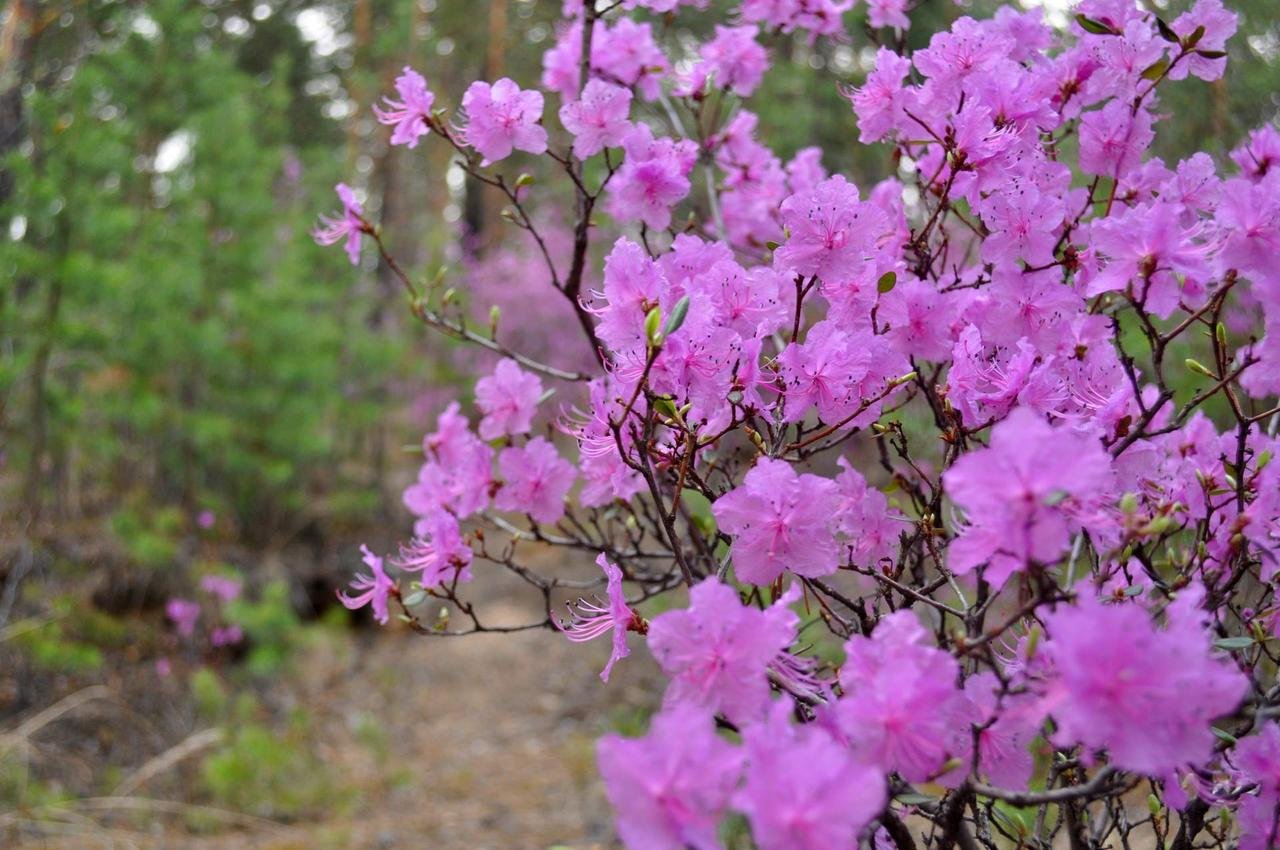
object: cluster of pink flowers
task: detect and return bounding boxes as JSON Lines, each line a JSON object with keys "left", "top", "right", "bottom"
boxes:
{"left": 165, "top": 574, "right": 244, "bottom": 648}
{"left": 319, "top": 0, "right": 1280, "bottom": 847}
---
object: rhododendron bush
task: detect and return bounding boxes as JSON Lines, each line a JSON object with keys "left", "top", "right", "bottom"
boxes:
{"left": 317, "top": 0, "right": 1280, "bottom": 846}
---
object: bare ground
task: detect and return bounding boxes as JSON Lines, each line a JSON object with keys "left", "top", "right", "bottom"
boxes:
{"left": 8, "top": 552, "right": 665, "bottom": 850}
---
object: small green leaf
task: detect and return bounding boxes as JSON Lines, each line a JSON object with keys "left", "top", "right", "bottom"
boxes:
{"left": 644, "top": 305, "right": 663, "bottom": 347}
{"left": 877, "top": 271, "right": 897, "bottom": 293}
{"left": 1214, "top": 636, "right": 1256, "bottom": 650}
{"left": 682, "top": 488, "right": 718, "bottom": 539}
{"left": 402, "top": 590, "right": 427, "bottom": 607}
{"left": 765, "top": 240, "right": 780, "bottom": 251}
{"left": 1140, "top": 58, "right": 1171, "bottom": 81}
{"left": 1076, "top": 14, "right": 1117, "bottom": 35}
{"left": 896, "top": 792, "right": 935, "bottom": 806}
{"left": 663, "top": 294, "right": 691, "bottom": 337}
{"left": 1195, "top": 49, "right": 1227, "bottom": 59}
{"left": 1186, "top": 24, "right": 1206, "bottom": 47}
{"left": 1155, "top": 17, "right": 1179, "bottom": 43}
{"left": 1213, "top": 726, "right": 1239, "bottom": 744}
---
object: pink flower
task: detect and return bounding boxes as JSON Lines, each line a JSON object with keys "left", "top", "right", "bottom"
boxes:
{"left": 775, "top": 175, "right": 887, "bottom": 285}
{"left": 1086, "top": 201, "right": 1211, "bottom": 319}
{"left": 590, "top": 237, "right": 672, "bottom": 355}
{"left": 559, "top": 79, "right": 633, "bottom": 159}
{"left": 199, "top": 575, "right": 242, "bottom": 603}
{"left": 606, "top": 124, "right": 698, "bottom": 231}
{"left": 1168, "top": 0, "right": 1236, "bottom": 82}
{"left": 712, "top": 458, "right": 842, "bottom": 584}
{"left": 977, "top": 180, "right": 1065, "bottom": 271}
{"left": 1040, "top": 588, "right": 1248, "bottom": 776}
{"left": 337, "top": 545, "right": 395, "bottom": 625}
{"left": 1079, "top": 100, "right": 1154, "bottom": 178}
{"left": 847, "top": 48, "right": 912, "bottom": 143}
{"left": 374, "top": 66, "right": 436, "bottom": 148}
{"left": 681, "top": 25, "right": 769, "bottom": 98}
{"left": 392, "top": 509, "right": 474, "bottom": 588}
{"left": 403, "top": 403, "right": 494, "bottom": 522}
{"left": 943, "top": 407, "right": 1113, "bottom": 586}
{"left": 835, "top": 611, "right": 972, "bottom": 782}
{"left": 495, "top": 436, "right": 576, "bottom": 524}
{"left": 865, "top": 0, "right": 910, "bottom": 30}
{"left": 166, "top": 598, "right": 201, "bottom": 637}
{"left": 1233, "top": 724, "right": 1280, "bottom": 850}
{"left": 312, "top": 183, "right": 366, "bottom": 266}
{"left": 833, "top": 457, "right": 906, "bottom": 569}
{"left": 962, "top": 671, "right": 1039, "bottom": 790}
{"left": 1231, "top": 125, "right": 1280, "bottom": 182}
{"left": 475, "top": 357, "right": 543, "bottom": 440}
{"left": 737, "top": 703, "right": 887, "bottom": 850}
{"left": 647, "top": 577, "right": 798, "bottom": 722}
{"left": 460, "top": 78, "right": 548, "bottom": 166}
{"left": 597, "top": 704, "right": 743, "bottom": 850}
{"left": 210, "top": 625, "right": 244, "bottom": 647}
{"left": 555, "top": 553, "right": 642, "bottom": 682}
{"left": 196, "top": 509, "right": 216, "bottom": 530}
{"left": 777, "top": 321, "right": 900, "bottom": 427}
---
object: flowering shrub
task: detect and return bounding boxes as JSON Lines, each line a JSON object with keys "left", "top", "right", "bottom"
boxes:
{"left": 318, "top": 0, "right": 1280, "bottom": 846}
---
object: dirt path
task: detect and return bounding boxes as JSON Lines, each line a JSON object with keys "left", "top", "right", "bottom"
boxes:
{"left": 10, "top": 601, "right": 662, "bottom": 850}
{"left": 188, "top": 592, "right": 660, "bottom": 850}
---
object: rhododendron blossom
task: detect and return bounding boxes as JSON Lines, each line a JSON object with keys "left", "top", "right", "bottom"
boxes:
{"left": 321, "top": 1, "right": 1280, "bottom": 846}
{"left": 459, "top": 78, "right": 548, "bottom": 165}
{"left": 374, "top": 66, "right": 436, "bottom": 148}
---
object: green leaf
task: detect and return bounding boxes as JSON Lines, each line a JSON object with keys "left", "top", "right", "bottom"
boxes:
{"left": 896, "top": 792, "right": 935, "bottom": 806}
{"left": 1213, "top": 636, "right": 1256, "bottom": 650}
{"left": 1213, "top": 727, "right": 1239, "bottom": 744}
{"left": 644, "top": 305, "right": 663, "bottom": 347}
{"left": 663, "top": 295, "right": 691, "bottom": 337}
{"left": 877, "top": 271, "right": 897, "bottom": 293}
{"left": 1195, "top": 49, "right": 1227, "bottom": 59}
{"left": 681, "top": 488, "right": 718, "bottom": 539}
{"left": 1187, "top": 24, "right": 1206, "bottom": 47}
{"left": 401, "top": 590, "right": 427, "bottom": 607}
{"left": 1075, "top": 14, "right": 1117, "bottom": 35}
{"left": 1155, "top": 17, "right": 1179, "bottom": 43}
{"left": 1140, "top": 58, "right": 1171, "bottom": 81}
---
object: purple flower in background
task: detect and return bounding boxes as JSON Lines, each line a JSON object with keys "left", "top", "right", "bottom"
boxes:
{"left": 200, "top": 574, "right": 242, "bottom": 603}
{"left": 166, "top": 599, "right": 201, "bottom": 637}
{"left": 555, "top": 553, "right": 642, "bottom": 682}
{"left": 210, "top": 625, "right": 244, "bottom": 647}
{"left": 196, "top": 509, "right": 216, "bottom": 530}
{"left": 312, "top": 183, "right": 366, "bottom": 266}
{"left": 337, "top": 545, "right": 395, "bottom": 625}
{"left": 374, "top": 66, "right": 436, "bottom": 148}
